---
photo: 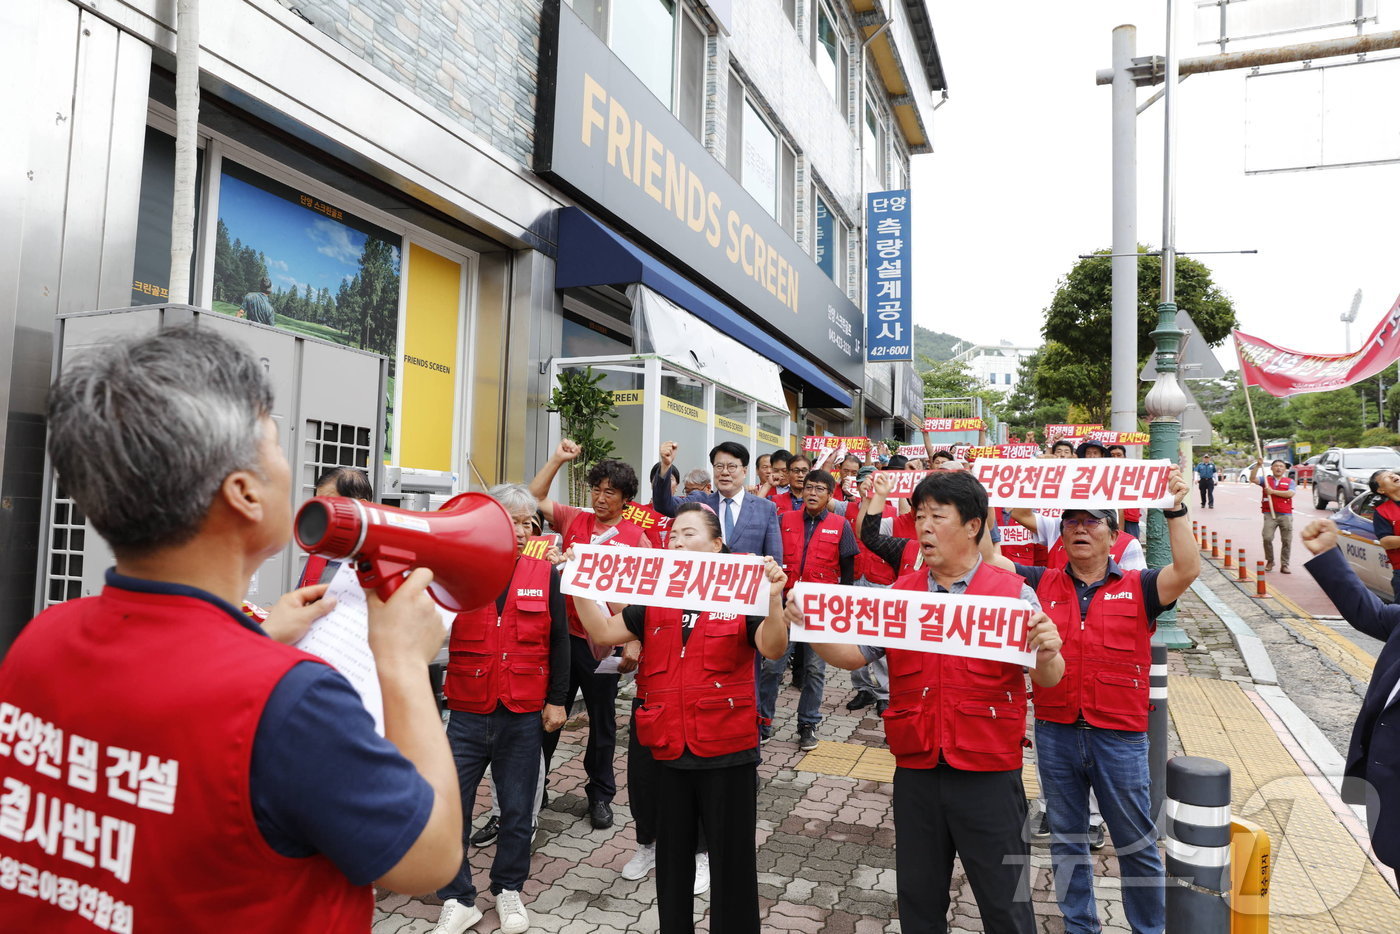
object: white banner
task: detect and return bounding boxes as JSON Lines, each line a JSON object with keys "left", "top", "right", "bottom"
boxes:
{"left": 972, "top": 458, "right": 1175, "bottom": 509}
{"left": 789, "top": 582, "right": 1036, "bottom": 667}
{"left": 561, "top": 544, "right": 770, "bottom": 615}
{"left": 877, "top": 469, "right": 931, "bottom": 498}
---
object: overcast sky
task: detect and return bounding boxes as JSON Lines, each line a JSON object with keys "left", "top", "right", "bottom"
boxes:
{"left": 912, "top": 0, "right": 1400, "bottom": 368}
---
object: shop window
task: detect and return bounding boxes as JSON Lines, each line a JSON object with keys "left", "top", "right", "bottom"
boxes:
{"left": 864, "top": 97, "right": 886, "bottom": 189}
{"left": 814, "top": 191, "right": 845, "bottom": 288}
{"left": 677, "top": 9, "right": 706, "bottom": 140}
{"left": 780, "top": 142, "right": 797, "bottom": 235}
{"left": 130, "top": 126, "right": 201, "bottom": 305}
{"left": 781, "top": 0, "right": 797, "bottom": 27}
{"left": 725, "top": 70, "right": 744, "bottom": 176}
{"left": 812, "top": 1, "right": 848, "bottom": 116}
{"left": 741, "top": 100, "right": 778, "bottom": 217}
{"left": 728, "top": 77, "right": 794, "bottom": 223}
{"left": 563, "top": 307, "right": 632, "bottom": 358}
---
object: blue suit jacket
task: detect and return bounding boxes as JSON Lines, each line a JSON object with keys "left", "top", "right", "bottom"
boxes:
{"left": 650, "top": 474, "right": 783, "bottom": 564}
{"left": 1306, "top": 546, "right": 1400, "bottom": 870}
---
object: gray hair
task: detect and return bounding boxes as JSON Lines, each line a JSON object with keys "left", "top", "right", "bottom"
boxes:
{"left": 47, "top": 325, "right": 273, "bottom": 555}
{"left": 684, "top": 468, "right": 711, "bottom": 487}
{"left": 489, "top": 482, "right": 539, "bottom": 518}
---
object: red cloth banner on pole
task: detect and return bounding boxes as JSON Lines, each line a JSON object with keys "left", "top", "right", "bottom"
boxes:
{"left": 1234, "top": 296, "right": 1400, "bottom": 397}
{"left": 1045, "top": 424, "right": 1102, "bottom": 443}
{"left": 789, "top": 582, "right": 1036, "bottom": 667}
{"left": 922, "top": 417, "right": 986, "bottom": 432}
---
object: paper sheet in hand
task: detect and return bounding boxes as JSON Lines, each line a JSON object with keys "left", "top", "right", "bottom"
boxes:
{"left": 293, "top": 562, "right": 455, "bottom": 735}
{"left": 788, "top": 582, "right": 1037, "bottom": 668}
{"left": 561, "top": 545, "right": 770, "bottom": 615}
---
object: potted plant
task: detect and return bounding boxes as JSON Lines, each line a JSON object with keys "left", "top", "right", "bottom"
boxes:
{"left": 547, "top": 367, "right": 619, "bottom": 506}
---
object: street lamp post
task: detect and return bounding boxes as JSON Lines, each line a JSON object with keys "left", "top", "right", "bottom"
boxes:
{"left": 1144, "top": 0, "right": 1192, "bottom": 650}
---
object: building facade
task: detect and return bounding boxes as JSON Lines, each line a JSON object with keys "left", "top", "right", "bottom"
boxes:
{"left": 952, "top": 341, "right": 1039, "bottom": 396}
{"left": 1, "top": 0, "right": 945, "bottom": 644}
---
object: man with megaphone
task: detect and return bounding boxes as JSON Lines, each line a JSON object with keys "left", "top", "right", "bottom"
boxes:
{"left": 0, "top": 327, "right": 462, "bottom": 932}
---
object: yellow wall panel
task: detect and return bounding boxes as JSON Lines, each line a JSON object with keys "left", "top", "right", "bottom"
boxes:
{"left": 401, "top": 243, "right": 461, "bottom": 471}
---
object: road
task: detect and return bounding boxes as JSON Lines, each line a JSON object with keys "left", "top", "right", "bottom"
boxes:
{"left": 1193, "top": 474, "right": 1384, "bottom": 658}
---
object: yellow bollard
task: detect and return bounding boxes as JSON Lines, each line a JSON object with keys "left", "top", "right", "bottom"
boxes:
{"left": 1230, "top": 818, "right": 1271, "bottom": 932}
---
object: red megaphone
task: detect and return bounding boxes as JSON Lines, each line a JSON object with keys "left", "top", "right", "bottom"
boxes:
{"left": 294, "top": 492, "right": 517, "bottom": 611}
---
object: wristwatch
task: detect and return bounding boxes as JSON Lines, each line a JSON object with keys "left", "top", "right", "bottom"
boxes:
{"left": 1162, "top": 505, "right": 1189, "bottom": 519}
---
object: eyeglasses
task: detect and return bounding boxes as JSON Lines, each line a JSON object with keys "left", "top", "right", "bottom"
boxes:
{"left": 1062, "top": 516, "right": 1105, "bottom": 530}
{"left": 712, "top": 463, "right": 745, "bottom": 474}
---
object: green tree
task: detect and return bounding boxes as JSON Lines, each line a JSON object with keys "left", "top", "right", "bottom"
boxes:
{"left": 1294, "top": 388, "right": 1364, "bottom": 448}
{"left": 212, "top": 220, "right": 237, "bottom": 302}
{"left": 1360, "top": 426, "right": 1400, "bottom": 447}
{"left": 913, "top": 326, "right": 973, "bottom": 366}
{"left": 1035, "top": 247, "right": 1237, "bottom": 423}
{"left": 353, "top": 239, "right": 401, "bottom": 355}
{"left": 1215, "top": 385, "right": 1294, "bottom": 446}
{"left": 547, "top": 367, "right": 619, "bottom": 506}
{"left": 1000, "top": 349, "right": 1069, "bottom": 441}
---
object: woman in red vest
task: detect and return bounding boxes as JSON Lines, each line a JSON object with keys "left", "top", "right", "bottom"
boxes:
{"left": 988, "top": 468, "right": 1197, "bottom": 934}
{"left": 1369, "top": 469, "right": 1400, "bottom": 597}
{"left": 571, "top": 503, "right": 789, "bottom": 934}
{"left": 295, "top": 467, "right": 374, "bottom": 588}
{"left": 797, "top": 471, "right": 1064, "bottom": 933}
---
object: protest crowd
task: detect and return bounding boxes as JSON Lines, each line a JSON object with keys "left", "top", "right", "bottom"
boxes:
{"left": 0, "top": 327, "right": 1202, "bottom": 934}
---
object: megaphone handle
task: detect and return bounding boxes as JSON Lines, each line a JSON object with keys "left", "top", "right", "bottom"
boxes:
{"left": 374, "top": 573, "right": 405, "bottom": 602}
{"left": 353, "top": 551, "right": 414, "bottom": 602}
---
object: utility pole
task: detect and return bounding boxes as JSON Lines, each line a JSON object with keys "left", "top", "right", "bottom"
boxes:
{"left": 1110, "top": 26, "right": 1138, "bottom": 434}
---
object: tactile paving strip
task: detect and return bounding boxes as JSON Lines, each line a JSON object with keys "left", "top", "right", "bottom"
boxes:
{"left": 796, "top": 740, "right": 895, "bottom": 782}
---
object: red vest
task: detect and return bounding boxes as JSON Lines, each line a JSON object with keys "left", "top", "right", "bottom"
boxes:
{"left": 1046, "top": 530, "right": 1134, "bottom": 570}
{"left": 562, "top": 511, "right": 651, "bottom": 637}
{"left": 768, "top": 490, "right": 796, "bottom": 512}
{"left": 446, "top": 557, "right": 553, "bottom": 714}
{"left": 781, "top": 511, "right": 846, "bottom": 588}
{"left": 1261, "top": 475, "right": 1294, "bottom": 514}
{"left": 1379, "top": 500, "right": 1400, "bottom": 569}
{"left": 0, "top": 587, "right": 370, "bottom": 932}
{"left": 851, "top": 501, "right": 903, "bottom": 584}
{"left": 881, "top": 562, "right": 1030, "bottom": 772}
{"left": 632, "top": 607, "right": 758, "bottom": 761}
{"left": 1033, "top": 568, "right": 1154, "bottom": 731}
{"left": 996, "top": 509, "right": 1040, "bottom": 567}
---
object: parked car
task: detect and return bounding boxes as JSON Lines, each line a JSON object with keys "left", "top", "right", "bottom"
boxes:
{"left": 1311, "top": 447, "right": 1400, "bottom": 509}
{"left": 1294, "top": 454, "right": 1322, "bottom": 486}
{"left": 1333, "top": 491, "right": 1395, "bottom": 602}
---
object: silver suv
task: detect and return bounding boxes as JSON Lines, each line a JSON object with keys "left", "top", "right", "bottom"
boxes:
{"left": 1312, "top": 446, "right": 1400, "bottom": 509}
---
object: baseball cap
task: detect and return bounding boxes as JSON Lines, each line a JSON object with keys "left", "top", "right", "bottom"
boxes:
{"left": 1063, "top": 508, "right": 1114, "bottom": 521}
{"left": 856, "top": 465, "right": 879, "bottom": 482}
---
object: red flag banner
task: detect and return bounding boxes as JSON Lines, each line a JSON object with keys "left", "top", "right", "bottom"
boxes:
{"left": 1045, "top": 424, "right": 1102, "bottom": 443}
{"left": 1086, "top": 430, "right": 1150, "bottom": 445}
{"left": 970, "top": 458, "right": 1176, "bottom": 509}
{"left": 923, "top": 417, "right": 986, "bottom": 432}
{"left": 803, "top": 436, "right": 871, "bottom": 453}
{"left": 789, "top": 582, "right": 1036, "bottom": 667}
{"left": 1235, "top": 298, "right": 1400, "bottom": 397}
{"left": 561, "top": 545, "right": 770, "bottom": 615}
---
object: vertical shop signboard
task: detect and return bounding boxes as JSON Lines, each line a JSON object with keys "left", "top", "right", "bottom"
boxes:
{"left": 865, "top": 189, "right": 912, "bottom": 362}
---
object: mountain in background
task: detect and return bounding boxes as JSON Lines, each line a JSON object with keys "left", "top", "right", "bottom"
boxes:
{"left": 914, "top": 324, "right": 970, "bottom": 366}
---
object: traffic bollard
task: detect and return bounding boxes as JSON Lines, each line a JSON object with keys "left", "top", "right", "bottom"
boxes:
{"left": 1230, "top": 818, "right": 1272, "bottom": 933}
{"left": 1223, "top": 540, "right": 1232, "bottom": 569}
{"left": 1192, "top": 520, "right": 1199, "bottom": 541}
{"left": 1165, "top": 756, "right": 1232, "bottom": 933}
{"left": 1210, "top": 530, "right": 1219, "bottom": 558}
{"left": 1149, "top": 641, "right": 1169, "bottom": 836}
{"left": 1237, "top": 550, "right": 1248, "bottom": 581}
{"left": 1199, "top": 525, "right": 1209, "bottom": 552}
{"left": 1256, "top": 562, "right": 1268, "bottom": 598}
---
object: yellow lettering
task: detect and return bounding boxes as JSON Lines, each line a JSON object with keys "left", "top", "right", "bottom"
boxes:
{"left": 665, "top": 152, "right": 688, "bottom": 222}
{"left": 725, "top": 210, "right": 741, "bottom": 262}
{"left": 753, "top": 234, "right": 767, "bottom": 288}
{"left": 706, "top": 194, "right": 723, "bottom": 248}
{"left": 630, "top": 120, "right": 644, "bottom": 185}
{"left": 581, "top": 74, "right": 606, "bottom": 148}
{"left": 774, "top": 255, "right": 787, "bottom": 305}
{"left": 789, "top": 267, "right": 799, "bottom": 312}
{"left": 607, "top": 98, "right": 631, "bottom": 174}
{"left": 644, "top": 132, "right": 665, "bottom": 203}
{"left": 740, "top": 224, "right": 755, "bottom": 275}
{"left": 686, "top": 172, "right": 706, "bottom": 233}
{"left": 767, "top": 247, "right": 779, "bottom": 299}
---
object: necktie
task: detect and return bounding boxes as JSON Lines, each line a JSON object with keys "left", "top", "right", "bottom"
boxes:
{"left": 723, "top": 498, "right": 735, "bottom": 544}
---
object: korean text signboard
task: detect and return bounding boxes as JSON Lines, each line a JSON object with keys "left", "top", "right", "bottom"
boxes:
{"left": 1045, "top": 424, "right": 1103, "bottom": 443}
{"left": 971, "top": 458, "right": 1175, "bottom": 509}
{"left": 875, "top": 470, "right": 931, "bottom": 498}
{"left": 865, "top": 190, "right": 912, "bottom": 361}
{"left": 1086, "top": 430, "right": 1150, "bottom": 445}
{"left": 802, "top": 436, "right": 871, "bottom": 454}
{"left": 561, "top": 545, "right": 770, "bottom": 616}
{"left": 536, "top": 3, "right": 863, "bottom": 383}
{"left": 923, "top": 417, "right": 985, "bottom": 432}
{"left": 789, "top": 582, "right": 1036, "bottom": 667}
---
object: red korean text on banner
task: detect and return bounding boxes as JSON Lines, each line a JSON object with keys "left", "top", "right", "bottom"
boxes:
{"left": 875, "top": 470, "right": 931, "bottom": 498}
{"left": 970, "top": 458, "right": 1175, "bottom": 509}
{"left": 922, "top": 417, "right": 986, "bottom": 432}
{"left": 788, "top": 582, "right": 1036, "bottom": 667}
{"left": 560, "top": 544, "right": 770, "bottom": 616}
{"left": 1235, "top": 296, "right": 1400, "bottom": 397}
{"left": 1085, "top": 430, "right": 1150, "bottom": 446}
{"left": 896, "top": 445, "right": 928, "bottom": 458}
{"left": 996, "top": 443, "right": 1042, "bottom": 459}
{"left": 802, "top": 436, "right": 872, "bottom": 454}
{"left": 1045, "top": 424, "right": 1102, "bottom": 443}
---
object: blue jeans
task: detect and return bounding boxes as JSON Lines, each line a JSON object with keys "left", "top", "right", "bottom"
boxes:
{"left": 438, "top": 706, "right": 543, "bottom": 902}
{"left": 758, "top": 642, "right": 826, "bottom": 729}
{"left": 1035, "top": 719, "right": 1164, "bottom": 934}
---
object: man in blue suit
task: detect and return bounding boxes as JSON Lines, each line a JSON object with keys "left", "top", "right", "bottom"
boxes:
{"left": 1301, "top": 518, "right": 1400, "bottom": 871}
{"left": 651, "top": 440, "right": 783, "bottom": 564}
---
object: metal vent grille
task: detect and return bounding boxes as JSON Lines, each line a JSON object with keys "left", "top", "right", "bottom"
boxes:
{"left": 45, "top": 492, "right": 87, "bottom": 606}
{"left": 303, "top": 419, "right": 373, "bottom": 495}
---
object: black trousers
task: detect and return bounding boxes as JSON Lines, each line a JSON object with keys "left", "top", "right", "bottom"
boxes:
{"left": 627, "top": 700, "right": 706, "bottom": 851}
{"left": 541, "top": 634, "right": 619, "bottom": 804}
{"left": 1199, "top": 477, "right": 1215, "bottom": 507}
{"left": 655, "top": 761, "right": 759, "bottom": 934}
{"left": 892, "top": 765, "right": 1034, "bottom": 934}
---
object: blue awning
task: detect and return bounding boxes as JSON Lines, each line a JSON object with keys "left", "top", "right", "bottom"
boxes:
{"left": 554, "top": 207, "right": 853, "bottom": 408}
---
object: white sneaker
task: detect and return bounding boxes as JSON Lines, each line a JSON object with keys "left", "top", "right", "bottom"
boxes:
{"left": 431, "top": 898, "right": 483, "bottom": 934}
{"left": 496, "top": 889, "right": 530, "bottom": 934}
{"left": 693, "top": 851, "right": 710, "bottom": 895}
{"left": 621, "top": 842, "right": 656, "bottom": 880}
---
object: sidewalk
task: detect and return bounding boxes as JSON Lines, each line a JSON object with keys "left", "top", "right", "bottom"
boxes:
{"left": 373, "top": 581, "right": 1400, "bottom": 933}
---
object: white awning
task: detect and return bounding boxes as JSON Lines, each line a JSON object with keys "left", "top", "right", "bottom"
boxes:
{"left": 627, "top": 284, "right": 787, "bottom": 413}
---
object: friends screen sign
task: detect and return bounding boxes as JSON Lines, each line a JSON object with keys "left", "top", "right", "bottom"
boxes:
{"left": 536, "top": 1, "right": 863, "bottom": 385}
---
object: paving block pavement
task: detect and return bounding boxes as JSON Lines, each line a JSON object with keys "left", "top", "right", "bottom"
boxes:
{"left": 376, "top": 587, "right": 1399, "bottom": 932}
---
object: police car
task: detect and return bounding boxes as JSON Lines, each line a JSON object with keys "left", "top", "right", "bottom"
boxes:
{"left": 1333, "top": 491, "right": 1395, "bottom": 602}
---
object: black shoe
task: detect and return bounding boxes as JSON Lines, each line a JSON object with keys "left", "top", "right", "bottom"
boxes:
{"left": 1031, "top": 812, "right": 1051, "bottom": 843}
{"left": 874, "top": 700, "right": 888, "bottom": 716}
{"left": 470, "top": 815, "right": 499, "bottom": 847}
{"left": 589, "top": 801, "right": 614, "bottom": 829}
{"left": 759, "top": 726, "right": 771, "bottom": 745}
{"left": 846, "top": 690, "right": 876, "bottom": 711}
{"left": 797, "top": 724, "right": 819, "bottom": 751}
{"left": 790, "top": 674, "right": 806, "bottom": 690}
{"left": 1089, "top": 822, "right": 1106, "bottom": 851}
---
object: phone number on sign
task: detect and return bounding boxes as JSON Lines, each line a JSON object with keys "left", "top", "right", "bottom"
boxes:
{"left": 867, "top": 346, "right": 911, "bottom": 357}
